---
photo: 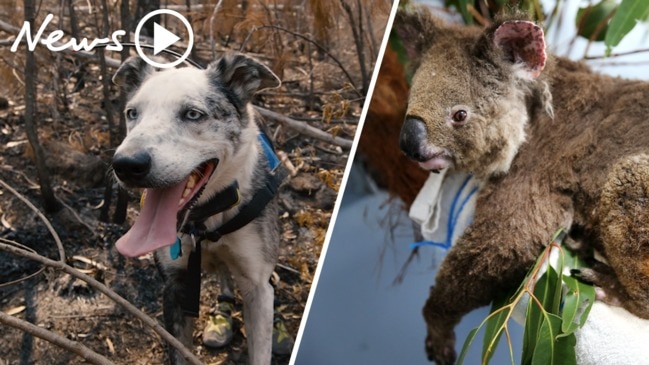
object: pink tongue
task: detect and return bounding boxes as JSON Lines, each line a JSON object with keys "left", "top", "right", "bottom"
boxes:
{"left": 115, "top": 179, "right": 188, "bottom": 257}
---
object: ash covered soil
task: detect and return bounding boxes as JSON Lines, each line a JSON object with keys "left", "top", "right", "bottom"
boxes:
{"left": 0, "top": 47, "right": 358, "bottom": 364}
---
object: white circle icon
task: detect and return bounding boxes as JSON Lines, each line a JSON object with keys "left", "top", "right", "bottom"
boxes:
{"left": 134, "top": 9, "right": 194, "bottom": 69}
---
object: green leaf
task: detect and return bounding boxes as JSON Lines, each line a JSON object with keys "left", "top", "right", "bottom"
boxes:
{"left": 457, "top": 327, "right": 481, "bottom": 365}
{"left": 446, "top": 0, "right": 473, "bottom": 25}
{"left": 531, "top": 314, "right": 562, "bottom": 365}
{"left": 537, "top": 265, "right": 561, "bottom": 314}
{"left": 522, "top": 264, "right": 561, "bottom": 364}
{"left": 482, "top": 296, "right": 511, "bottom": 364}
{"left": 605, "top": 0, "right": 649, "bottom": 54}
{"left": 522, "top": 294, "right": 540, "bottom": 364}
{"left": 560, "top": 275, "right": 595, "bottom": 336}
{"left": 554, "top": 333, "right": 577, "bottom": 365}
{"left": 576, "top": 0, "right": 617, "bottom": 42}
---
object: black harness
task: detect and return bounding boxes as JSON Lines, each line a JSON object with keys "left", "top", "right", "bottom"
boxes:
{"left": 175, "top": 132, "right": 286, "bottom": 317}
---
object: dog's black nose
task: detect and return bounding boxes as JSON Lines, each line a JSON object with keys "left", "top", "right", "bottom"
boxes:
{"left": 112, "top": 151, "right": 152, "bottom": 181}
{"left": 400, "top": 117, "right": 428, "bottom": 162}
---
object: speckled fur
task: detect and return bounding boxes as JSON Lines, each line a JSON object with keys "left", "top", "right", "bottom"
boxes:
{"left": 112, "top": 53, "right": 282, "bottom": 365}
{"left": 396, "top": 6, "right": 649, "bottom": 364}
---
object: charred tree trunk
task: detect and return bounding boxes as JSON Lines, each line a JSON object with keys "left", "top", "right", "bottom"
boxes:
{"left": 113, "top": 0, "right": 131, "bottom": 224}
{"left": 134, "top": 0, "right": 161, "bottom": 37}
{"left": 67, "top": 0, "right": 86, "bottom": 93}
{"left": 23, "top": 0, "right": 60, "bottom": 213}
{"left": 341, "top": 0, "right": 369, "bottom": 95}
{"left": 98, "top": 0, "right": 116, "bottom": 223}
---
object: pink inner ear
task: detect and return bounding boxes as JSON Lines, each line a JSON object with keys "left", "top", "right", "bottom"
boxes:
{"left": 494, "top": 20, "right": 546, "bottom": 78}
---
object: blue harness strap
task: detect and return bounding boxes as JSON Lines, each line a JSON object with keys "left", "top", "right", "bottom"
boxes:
{"left": 258, "top": 131, "right": 280, "bottom": 171}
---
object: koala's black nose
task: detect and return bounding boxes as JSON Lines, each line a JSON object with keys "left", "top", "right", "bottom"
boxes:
{"left": 112, "top": 151, "right": 151, "bottom": 181}
{"left": 400, "top": 117, "right": 428, "bottom": 162}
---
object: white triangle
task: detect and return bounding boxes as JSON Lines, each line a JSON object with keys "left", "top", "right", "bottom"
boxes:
{"left": 153, "top": 22, "right": 181, "bottom": 55}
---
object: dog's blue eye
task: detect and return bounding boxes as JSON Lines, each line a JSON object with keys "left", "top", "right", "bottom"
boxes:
{"left": 184, "top": 109, "right": 204, "bottom": 121}
{"left": 126, "top": 108, "right": 138, "bottom": 120}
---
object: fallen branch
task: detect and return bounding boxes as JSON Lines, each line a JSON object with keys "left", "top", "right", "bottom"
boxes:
{"left": 0, "top": 240, "right": 45, "bottom": 288}
{"left": 0, "top": 310, "right": 113, "bottom": 365}
{"left": 254, "top": 106, "right": 354, "bottom": 150}
{"left": 0, "top": 179, "right": 65, "bottom": 262}
{"left": 59, "top": 198, "right": 97, "bottom": 236}
{"left": 0, "top": 238, "right": 203, "bottom": 365}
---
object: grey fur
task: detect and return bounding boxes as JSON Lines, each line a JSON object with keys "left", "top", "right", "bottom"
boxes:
{"left": 112, "top": 52, "right": 282, "bottom": 365}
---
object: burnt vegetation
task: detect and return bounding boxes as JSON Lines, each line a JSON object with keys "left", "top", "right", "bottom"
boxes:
{"left": 0, "top": 0, "right": 391, "bottom": 363}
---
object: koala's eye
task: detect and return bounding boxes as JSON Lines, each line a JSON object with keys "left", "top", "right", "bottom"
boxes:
{"left": 183, "top": 109, "right": 205, "bottom": 121}
{"left": 452, "top": 110, "right": 468, "bottom": 123}
{"left": 125, "top": 108, "right": 138, "bottom": 120}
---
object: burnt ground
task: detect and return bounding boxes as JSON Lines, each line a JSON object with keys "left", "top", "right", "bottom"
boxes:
{"left": 0, "top": 29, "right": 365, "bottom": 365}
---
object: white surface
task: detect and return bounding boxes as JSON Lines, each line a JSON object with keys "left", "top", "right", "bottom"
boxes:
{"left": 575, "top": 302, "right": 649, "bottom": 365}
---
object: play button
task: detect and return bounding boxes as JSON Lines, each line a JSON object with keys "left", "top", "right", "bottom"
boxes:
{"left": 153, "top": 22, "right": 180, "bottom": 55}
{"left": 134, "top": 9, "right": 194, "bottom": 69}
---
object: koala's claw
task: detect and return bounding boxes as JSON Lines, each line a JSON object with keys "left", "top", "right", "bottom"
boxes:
{"left": 425, "top": 330, "right": 456, "bottom": 364}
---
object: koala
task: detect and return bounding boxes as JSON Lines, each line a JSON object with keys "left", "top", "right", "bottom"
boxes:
{"left": 395, "top": 6, "right": 649, "bottom": 364}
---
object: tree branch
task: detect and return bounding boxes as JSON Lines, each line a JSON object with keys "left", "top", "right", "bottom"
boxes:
{"left": 0, "top": 310, "right": 113, "bottom": 365}
{"left": 252, "top": 25, "right": 362, "bottom": 97}
{"left": 0, "top": 179, "right": 65, "bottom": 262}
{"left": 0, "top": 238, "right": 203, "bottom": 365}
{"left": 584, "top": 47, "right": 649, "bottom": 60}
{"left": 254, "top": 106, "right": 354, "bottom": 150}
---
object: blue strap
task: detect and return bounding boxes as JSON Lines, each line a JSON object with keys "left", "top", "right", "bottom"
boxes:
{"left": 258, "top": 132, "right": 280, "bottom": 171}
{"left": 409, "top": 175, "right": 478, "bottom": 250}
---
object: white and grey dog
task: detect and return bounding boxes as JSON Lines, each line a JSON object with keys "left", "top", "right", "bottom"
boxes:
{"left": 111, "top": 52, "right": 283, "bottom": 365}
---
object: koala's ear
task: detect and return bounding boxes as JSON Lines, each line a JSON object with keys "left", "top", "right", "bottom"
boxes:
{"left": 493, "top": 20, "right": 547, "bottom": 79}
{"left": 393, "top": 6, "right": 441, "bottom": 70}
{"left": 112, "top": 56, "right": 155, "bottom": 94}
{"left": 208, "top": 53, "right": 281, "bottom": 105}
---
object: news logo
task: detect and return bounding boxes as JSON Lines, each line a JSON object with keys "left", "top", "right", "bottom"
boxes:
{"left": 134, "top": 9, "right": 193, "bottom": 68}
{"left": 10, "top": 9, "right": 194, "bottom": 69}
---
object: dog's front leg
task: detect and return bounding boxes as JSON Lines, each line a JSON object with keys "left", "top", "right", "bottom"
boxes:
{"left": 156, "top": 250, "right": 195, "bottom": 365}
{"left": 223, "top": 235, "right": 276, "bottom": 365}
{"left": 237, "top": 274, "right": 274, "bottom": 365}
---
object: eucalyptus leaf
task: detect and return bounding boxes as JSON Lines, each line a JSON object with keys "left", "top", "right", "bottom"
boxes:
{"left": 535, "top": 265, "right": 561, "bottom": 314}
{"left": 465, "top": 230, "right": 593, "bottom": 365}
{"left": 554, "top": 333, "right": 577, "bottom": 365}
{"left": 560, "top": 275, "right": 595, "bottom": 336}
{"left": 605, "top": 0, "right": 649, "bottom": 55}
{"left": 522, "top": 291, "right": 542, "bottom": 365}
{"left": 457, "top": 327, "right": 481, "bottom": 365}
{"left": 531, "top": 314, "right": 562, "bottom": 365}
{"left": 446, "top": 0, "right": 474, "bottom": 24}
{"left": 482, "top": 295, "right": 511, "bottom": 364}
{"left": 576, "top": 0, "right": 617, "bottom": 42}
{"left": 522, "top": 265, "right": 560, "bottom": 365}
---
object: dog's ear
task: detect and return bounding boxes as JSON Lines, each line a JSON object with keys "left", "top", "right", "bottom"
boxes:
{"left": 208, "top": 53, "right": 281, "bottom": 104}
{"left": 112, "top": 56, "right": 156, "bottom": 94}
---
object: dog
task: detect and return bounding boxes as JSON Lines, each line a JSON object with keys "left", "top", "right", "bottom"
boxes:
{"left": 111, "top": 52, "right": 283, "bottom": 365}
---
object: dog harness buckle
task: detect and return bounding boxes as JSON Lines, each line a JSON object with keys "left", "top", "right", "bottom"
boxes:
{"left": 190, "top": 233, "right": 197, "bottom": 250}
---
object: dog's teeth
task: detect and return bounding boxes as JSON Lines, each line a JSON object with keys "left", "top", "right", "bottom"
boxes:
{"left": 187, "top": 175, "right": 196, "bottom": 189}
{"left": 182, "top": 187, "right": 192, "bottom": 198}
{"left": 178, "top": 198, "right": 185, "bottom": 207}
